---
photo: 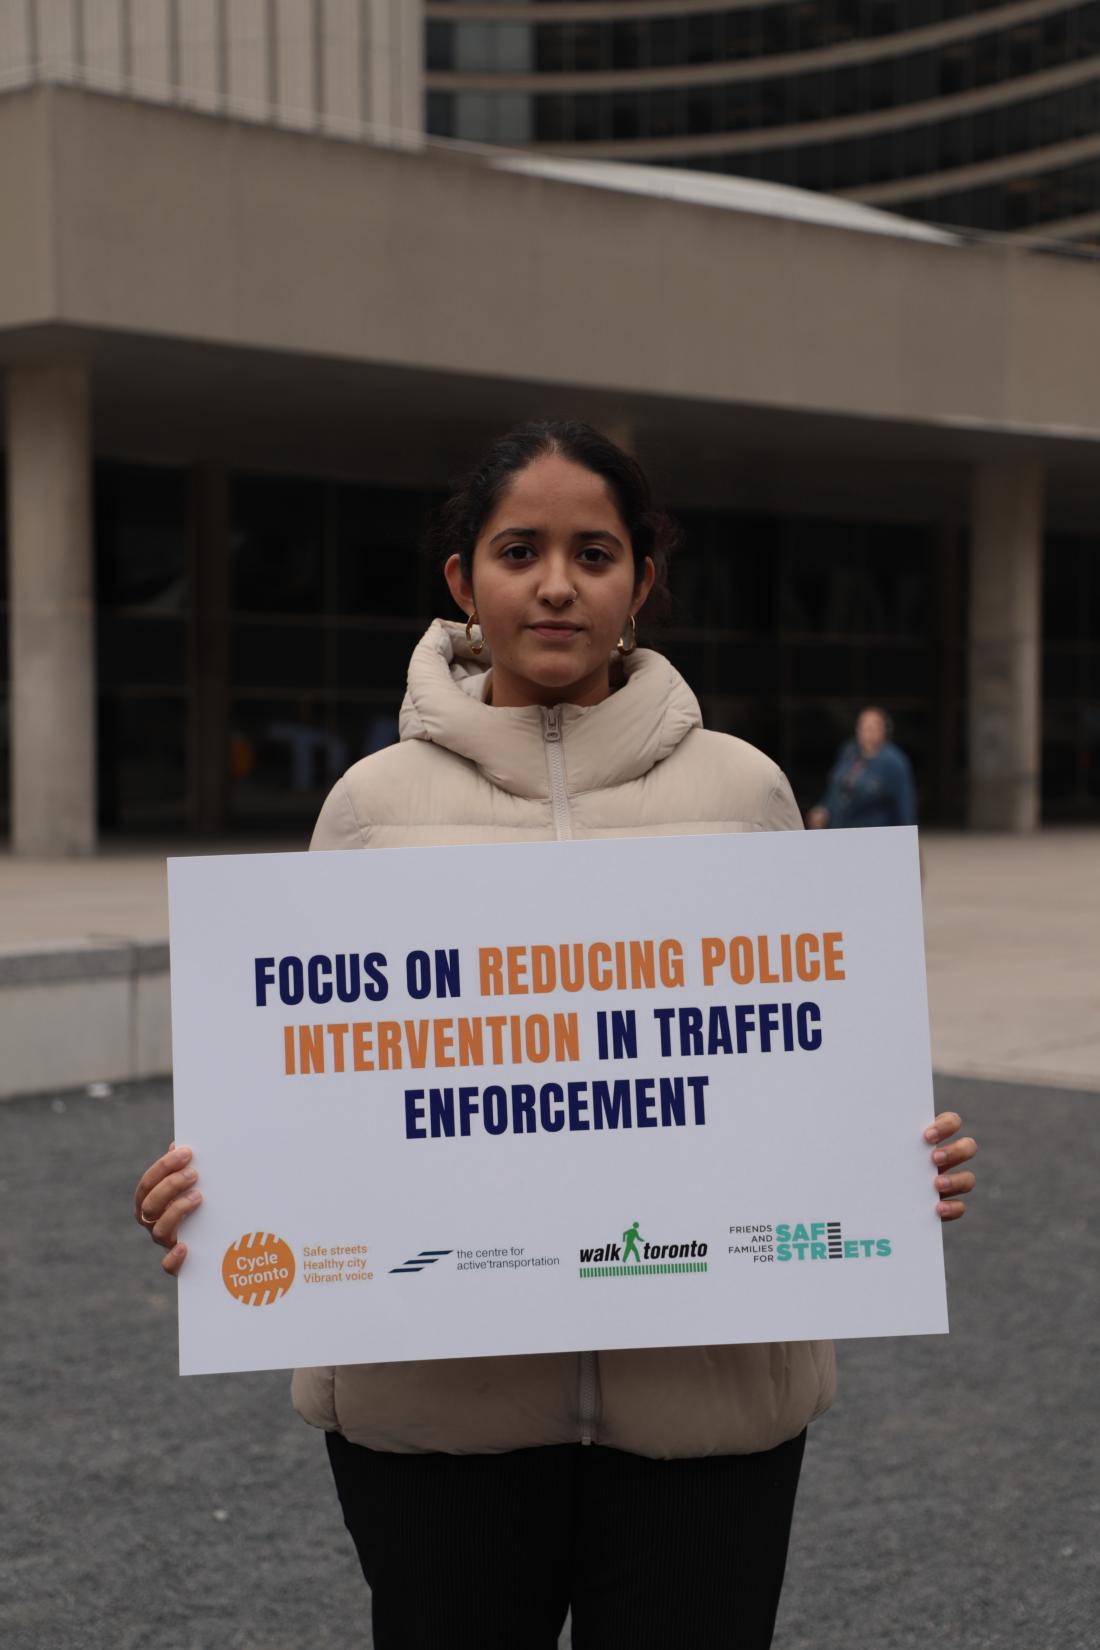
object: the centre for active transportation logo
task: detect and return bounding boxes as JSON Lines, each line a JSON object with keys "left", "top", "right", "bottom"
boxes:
{"left": 390, "top": 1250, "right": 455, "bottom": 1274}
{"left": 579, "top": 1219, "right": 708, "bottom": 1279}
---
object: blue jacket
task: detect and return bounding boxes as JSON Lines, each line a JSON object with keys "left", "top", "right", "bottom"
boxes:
{"left": 818, "top": 739, "right": 917, "bottom": 829}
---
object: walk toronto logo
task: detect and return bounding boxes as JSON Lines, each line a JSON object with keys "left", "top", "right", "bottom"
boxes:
{"left": 578, "top": 1220, "right": 708, "bottom": 1279}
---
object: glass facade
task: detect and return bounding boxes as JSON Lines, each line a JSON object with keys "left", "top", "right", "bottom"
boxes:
{"left": 655, "top": 509, "right": 966, "bottom": 823}
{"left": 94, "top": 465, "right": 190, "bottom": 832}
{"left": 428, "top": 0, "right": 1017, "bottom": 72}
{"left": 1043, "top": 533, "right": 1100, "bottom": 819}
{"left": 424, "top": 1, "right": 1100, "bottom": 236}
{"left": 2, "top": 463, "right": 1097, "bottom": 830}
{"left": 225, "top": 475, "right": 441, "bottom": 831}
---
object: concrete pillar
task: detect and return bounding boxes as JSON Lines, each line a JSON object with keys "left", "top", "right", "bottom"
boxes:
{"left": 5, "top": 363, "right": 96, "bottom": 856}
{"left": 968, "top": 459, "right": 1045, "bottom": 832}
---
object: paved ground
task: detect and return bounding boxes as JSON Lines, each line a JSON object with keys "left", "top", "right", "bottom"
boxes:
{"left": 1, "top": 1073, "right": 1096, "bottom": 1650}
{"left": 920, "top": 832, "right": 1100, "bottom": 1090}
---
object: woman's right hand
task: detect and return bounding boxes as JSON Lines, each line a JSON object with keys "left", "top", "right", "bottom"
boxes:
{"left": 133, "top": 1143, "right": 201, "bottom": 1276}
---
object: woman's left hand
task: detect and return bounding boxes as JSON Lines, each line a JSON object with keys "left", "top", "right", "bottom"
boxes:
{"left": 924, "top": 1111, "right": 977, "bottom": 1221}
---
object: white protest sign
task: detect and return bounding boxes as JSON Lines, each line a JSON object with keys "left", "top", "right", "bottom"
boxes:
{"left": 168, "top": 828, "right": 946, "bottom": 1375}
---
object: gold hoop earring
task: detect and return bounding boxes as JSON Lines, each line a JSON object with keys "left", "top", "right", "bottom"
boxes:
{"left": 466, "top": 611, "right": 485, "bottom": 656}
{"left": 616, "top": 614, "right": 637, "bottom": 656}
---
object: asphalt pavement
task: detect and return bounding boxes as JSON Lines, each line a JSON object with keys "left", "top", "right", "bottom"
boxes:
{"left": 1, "top": 1075, "right": 1097, "bottom": 1650}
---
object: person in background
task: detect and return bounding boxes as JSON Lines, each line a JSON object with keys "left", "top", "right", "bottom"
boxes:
{"left": 807, "top": 706, "right": 916, "bottom": 830}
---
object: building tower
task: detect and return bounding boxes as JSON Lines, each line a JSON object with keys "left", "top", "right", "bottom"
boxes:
{"left": 425, "top": 1, "right": 1100, "bottom": 240}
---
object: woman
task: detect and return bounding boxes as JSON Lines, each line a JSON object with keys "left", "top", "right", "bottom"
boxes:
{"left": 135, "top": 421, "right": 976, "bottom": 1650}
{"left": 807, "top": 707, "right": 917, "bottom": 831}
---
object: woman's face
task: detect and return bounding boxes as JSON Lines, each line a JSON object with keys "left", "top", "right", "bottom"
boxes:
{"left": 444, "top": 454, "right": 654, "bottom": 709}
{"left": 856, "top": 709, "right": 888, "bottom": 756}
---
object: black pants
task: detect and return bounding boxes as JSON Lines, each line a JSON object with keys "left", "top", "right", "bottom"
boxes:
{"left": 326, "top": 1429, "right": 806, "bottom": 1650}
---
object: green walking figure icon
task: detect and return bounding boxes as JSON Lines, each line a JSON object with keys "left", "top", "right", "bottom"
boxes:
{"left": 622, "top": 1221, "right": 645, "bottom": 1264}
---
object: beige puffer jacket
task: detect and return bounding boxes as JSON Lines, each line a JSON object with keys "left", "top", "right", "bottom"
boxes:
{"left": 291, "top": 619, "right": 836, "bottom": 1458}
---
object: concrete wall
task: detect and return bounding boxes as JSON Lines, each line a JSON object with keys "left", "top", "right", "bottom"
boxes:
{"left": 0, "top": 944, "right": 171, "bottom": 1098}
{"left": 2, "top": 86, "right": 1100, "bottom": 448}
{"left": 0, "top": 0, "right": 423, "bottom": 139}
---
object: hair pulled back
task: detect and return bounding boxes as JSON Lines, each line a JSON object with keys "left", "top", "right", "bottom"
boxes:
{"left": 426, "top": 419, "right": 678, "bottom": 616}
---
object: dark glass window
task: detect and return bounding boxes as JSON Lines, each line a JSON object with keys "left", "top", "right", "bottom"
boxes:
{"left": 426, "top": 4, "right": 1094, "bottom": 76}
{"left": 1042, "top": 533, "right": 1100, "bottom": 818}
{"left": 95, "top": 463, "right": 188, "bottom": 607}
{"left": 94, "top": 463, "right": 190, "bottom": 832}
{"left": 231, "top": 477, "right": 324, "bottom": 614}
{"left": 0, "top": 471, "right": 7, "bottom": 834}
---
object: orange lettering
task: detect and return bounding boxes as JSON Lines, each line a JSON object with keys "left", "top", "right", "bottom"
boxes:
{"left": 377, "top": 1020, "right": 402, "bottom": 1071}
{"left": 405, "top": 1020, "right": 430, "bottom": 1068}
{"left": 298, "top": 1024, "right": 325, "bottom": 1074}
{"left": 701, "top": 937, "right": 724, "bottom": 986}
{"left": 353, "top": 1022, "right": 374, "bottom": 1072}
{"left": 795, "top": 934, "right": 820, "bottom": 981}
{"left": 823, "top": 932, "right": 845, "bottom": 980}
{"left": 326, "top": 1023, "right": 349, "bottom": 1073}
{"left": 433, "top": 1019, "right": 455, "bottom": 1068}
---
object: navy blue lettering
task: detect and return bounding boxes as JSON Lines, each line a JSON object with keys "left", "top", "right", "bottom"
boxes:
{"left": 406, "top": 951, "right": 432, "bottom": 1000}
{"left": 254, "top": 957, "right": 276, "bottom": 1007}
{"left": 707, "top": 1008, "right": 733, "bottom": 1055}
{"left": 457, "top": 1086, "right": 480, "bottom": 1136}
{"left": 758, "top": 1003, "right": 780, "bottom": 1053}
{"left": 567, "top": 1081, "right": 590, "bottom": 1131}
{"left": 539, "top": 1083, "right": 565, "bottom": 1133}
{"left": 653, "top": 1007, "right": 676, "bottom": 1056}
{"left": 434, "top": 949, "right": 461, "bottom": 999}
{"left": 658, "top": 1076, "right": 685, "bottom": 1126}
{"left": 428, "top": 1086, "right": 455, "bottom": 1137}
{"left": 797, "top": 1002, "right": 822, "bottom": 1050}
{"left": 679, "top": 1007, "right": 703, "bottom": 1055}
{"left": 334, "top": 954, "right": 359, "bottom": 1003}
{"left": 362, "top": 952, "right": 389, "bottom": 1001}
{"left": 307, "top": 955, "right": 333, "bottom": 1005}
{"left": 483, "top": 1085, "right": 508, "bottom": 1135}
{"left": 279, "top": 956, "right": 304, "bottom": 1006}
{"left": 511, "top": 1084, "right": 537, "bottom": 1133}
{"left": 404, "top": 1089, "right": 426, "bottom": 1139}
{"left": 593, "top": 1080, "right": 631, "bottom": 1129}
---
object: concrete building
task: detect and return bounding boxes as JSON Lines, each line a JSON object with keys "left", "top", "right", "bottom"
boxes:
{"left": 425, "top": 0, "right": 1100, "bottom": 241}
{"left": 1, "top": 21, "right": 1099, "bottom": 854}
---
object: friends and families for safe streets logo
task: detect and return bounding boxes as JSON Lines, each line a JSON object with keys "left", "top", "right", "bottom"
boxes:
{"left": 579, "top": 1219, "right": 709, "bottom": 1278}
{"left": 727, "top": 1221, "right": 894, "bottom": 1263}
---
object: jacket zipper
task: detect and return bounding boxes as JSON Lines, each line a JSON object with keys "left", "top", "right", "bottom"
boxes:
{"left": 542, "top": 706, "right": 574, "bottom": 841}
{"left": 543, "top": 705, "right": 598, "bottom": 1443}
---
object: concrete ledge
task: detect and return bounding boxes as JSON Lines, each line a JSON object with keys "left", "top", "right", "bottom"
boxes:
{"left": 0, "top": 940, "right": 170, "bottom": 986}
{"left": 0, "top": 942, "right": 171, "bottom": 1098}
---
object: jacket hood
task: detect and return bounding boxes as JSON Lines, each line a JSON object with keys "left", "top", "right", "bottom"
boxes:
{"left": 399, "top": 619, "right": 702, "bottom": 800}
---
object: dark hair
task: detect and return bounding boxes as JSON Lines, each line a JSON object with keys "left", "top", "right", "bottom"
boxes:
{"left": 425, "top": 419, "right": 678, "bottom": 616}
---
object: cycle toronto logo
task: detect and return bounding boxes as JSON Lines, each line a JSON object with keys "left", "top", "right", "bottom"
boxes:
{"left": 221, "top": 1232, "right": 296, "bottom": 1305}
{"left": 578, "top": 1219, "right": 708, "bottom": 1279}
